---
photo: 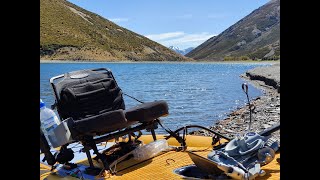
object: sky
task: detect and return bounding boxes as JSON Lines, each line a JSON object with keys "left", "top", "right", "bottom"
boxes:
{"left": 68, "top": 0, "right": 269, "bottom": 49}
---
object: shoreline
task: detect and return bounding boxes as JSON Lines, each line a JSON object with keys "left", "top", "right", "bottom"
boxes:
{"left": 41, "top": 60, "right": 280, "bottom": 142}
{"left": 192, "top": 63, "right": 280, "bottom": 144}
{"left": 40, "top": 59, "right": 279, "bottom": 65}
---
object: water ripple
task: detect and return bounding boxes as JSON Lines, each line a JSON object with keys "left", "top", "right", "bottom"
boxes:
{"left": 40, "top": 62, "right": 267, "bottom": 133}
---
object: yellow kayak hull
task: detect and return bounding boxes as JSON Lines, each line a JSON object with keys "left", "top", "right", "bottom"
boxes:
{"left": 40, "top": 135, "right": 280, "bottom": 179}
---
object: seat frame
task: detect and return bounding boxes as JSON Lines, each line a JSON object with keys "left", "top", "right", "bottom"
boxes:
{"left": 49, "top": 68, "right": 160, "bottom": 175}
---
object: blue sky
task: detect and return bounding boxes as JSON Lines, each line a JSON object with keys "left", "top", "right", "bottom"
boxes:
{"left": 68, "top": 0, "right": 269, "bottom": 49}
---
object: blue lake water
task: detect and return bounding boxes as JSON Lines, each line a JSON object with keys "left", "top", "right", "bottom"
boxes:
{"left": 40, "top": 62, "right": 269, "bottom": 133}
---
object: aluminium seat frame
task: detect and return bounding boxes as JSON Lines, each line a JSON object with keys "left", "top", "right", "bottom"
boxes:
{"left": 49, "top": 68, "right": 162, "bottom": 174}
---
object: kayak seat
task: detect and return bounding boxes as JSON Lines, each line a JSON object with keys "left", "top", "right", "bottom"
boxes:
{"left": 50, "top": 68, "right": 168, "bottom": 139}
{"left": 47, "top": 68, "right": 169, "bottom": 174}
{"left": 67, "top": 101, "right": 168, "bottom": 137}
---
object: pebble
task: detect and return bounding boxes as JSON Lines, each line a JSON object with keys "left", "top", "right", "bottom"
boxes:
{"left": 190, "top": 75, "right": 280, "bottom": 144}
{"left": 263, "top": 124, "right": 271, "bottom": 129}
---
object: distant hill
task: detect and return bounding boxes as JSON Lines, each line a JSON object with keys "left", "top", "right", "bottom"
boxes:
{"left": 40, "top": 0, "right": 191, "bottom": 61}
{"left": 186, "top": 0, "right": 280, "bottom": 61}
{"left": 168, "top": 46, "right": 194, "bottom": 55}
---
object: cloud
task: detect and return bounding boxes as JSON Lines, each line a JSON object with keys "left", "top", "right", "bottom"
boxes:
{"left": 145, "top": 32, "right": 217, "bottom": 49}
{"left": 109, "top": 18, "right": 129, "bottom": 23}
{"left": 163, "top": 32, "right": 215, "bottom": 44}
{"left": 145, "top": 32, "right": 185, "bottom": 41}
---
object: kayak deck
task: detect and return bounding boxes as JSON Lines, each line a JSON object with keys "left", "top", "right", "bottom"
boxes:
{"left": 40, "top": 135, "right": 280, "bottom": 179}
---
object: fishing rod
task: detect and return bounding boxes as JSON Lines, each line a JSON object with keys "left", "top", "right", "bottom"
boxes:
{"left": 242, "top": 83, "right": 252, "bottom": 131}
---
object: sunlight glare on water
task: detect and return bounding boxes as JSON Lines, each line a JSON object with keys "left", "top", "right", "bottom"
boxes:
{"left": 40, "top": 62, "right": 269, "bottom": 133}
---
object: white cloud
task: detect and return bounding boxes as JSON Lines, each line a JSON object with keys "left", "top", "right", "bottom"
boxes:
{"left": 145, "top": 32, "right": 217, "bottom": 49}
{"left": 145, "top": 32, "right": 185, "bottom": 41}
{"left": 109, "top": 18, "right": 129, "bottom": 23}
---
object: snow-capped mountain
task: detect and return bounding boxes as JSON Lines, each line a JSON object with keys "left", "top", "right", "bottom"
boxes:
{"left": 169, "top": 46, "right": 180, "bottom": 51}
{"left": 169, "top": 46, "right": 194, "bottom": 55}
{"left": 183, "top": 47, "right": 195, "bottom": 55}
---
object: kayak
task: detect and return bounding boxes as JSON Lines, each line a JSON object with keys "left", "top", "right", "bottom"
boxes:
{"left": 40, "top": 68, "right": 280, "bottom": 180}
{"left": 40, "top": 134, "right": 280, "bottom": 180}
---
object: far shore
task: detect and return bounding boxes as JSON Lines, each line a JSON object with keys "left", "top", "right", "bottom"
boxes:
{"left": 40, "top": 59, "right": 279, "bottom": 65}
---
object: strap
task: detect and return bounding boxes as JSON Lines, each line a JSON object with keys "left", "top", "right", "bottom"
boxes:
{"left": 157, "top": 119, "right": 186, "bottom": 149}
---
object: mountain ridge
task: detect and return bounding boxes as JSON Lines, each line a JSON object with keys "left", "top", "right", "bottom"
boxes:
{"left": 168, "top": 46, "right": 194, "bottom": 55}
{"left": 40, "top": 0, "right": 191, "bottom": 61}
{"left": 186, "top": 0, "right": 280, "bottom": 61}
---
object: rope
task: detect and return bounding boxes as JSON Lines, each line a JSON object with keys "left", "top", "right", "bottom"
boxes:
{"left": 158, "top": 119, "right": 186, "bottom": 148}
{"left": 123, "top": 93, "right": 144, "bottom": 104}
{"left": 122, "top": 93, "right": 187, "bottom": 150}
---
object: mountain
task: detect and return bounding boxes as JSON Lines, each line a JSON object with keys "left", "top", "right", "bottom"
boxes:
{"left": 183, "top": 47, "right": 195, "bottom": 55}
{"left": 40, "top": 0, "right": 191, "bottom": 61}
{"left": 186, "top": 0, "right": 280, "bottom": 61}
{"left": 168, "top": 46, "right": 181, "bottom": 53}
{"left": 168, "top": 46, "right": 194, "bottom": 55}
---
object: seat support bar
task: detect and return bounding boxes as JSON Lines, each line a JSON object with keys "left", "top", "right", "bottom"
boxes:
{"left": 93, "top": 121, "right": 158, "bottom": 144}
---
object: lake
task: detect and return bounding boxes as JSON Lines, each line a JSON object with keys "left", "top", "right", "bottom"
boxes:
{"left": 40, "top": 62, "right": 269, "bottom": 133}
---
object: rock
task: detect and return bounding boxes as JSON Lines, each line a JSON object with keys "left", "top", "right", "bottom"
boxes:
{"left": 224, "top": 128, "right": 235, "bottom": 133}
{"left": 231, "top": 124, "right": 239, "bottom": 128}
{"left": 264, "top": 48, "right": 275, "bottom": 58}
{"left": 268, "top": 121, "right": 276, "bottom": 125}
{"left": 252, "top": 28, "right": 262, "bottom": 37}
{"left": 190, "top": 65, "right": 280, "bottom": 144}
{"left": 263, "top": 124, "right": 271, "bottom": 129}
{"left": 237, "top": 40, "right": 247, "bottom": 46}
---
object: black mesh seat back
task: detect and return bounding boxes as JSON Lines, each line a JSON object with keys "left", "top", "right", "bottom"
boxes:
{"left": 53, "top": 68, "right": 125, "bottom": 120}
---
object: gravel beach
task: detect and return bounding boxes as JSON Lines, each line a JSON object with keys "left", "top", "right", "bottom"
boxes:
{"left": 191, "top": 63, "right": 280, "bottom": 144}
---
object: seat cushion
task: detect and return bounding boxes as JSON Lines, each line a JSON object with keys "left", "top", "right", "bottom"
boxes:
{"left": 67, "top": 109, "right": 135, "bottom": 138}
{"left": 124, "top": 101, "right": 169, "bottom": 123}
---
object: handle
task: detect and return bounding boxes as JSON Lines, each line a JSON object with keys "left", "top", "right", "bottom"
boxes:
{"left": 242, "top": 83, "right": 248, "bottom": 94}
{"left": 50, "top": 74, "right": 64, "bottom": 84}
{"left": 49, "top": 74, "right": 65, "bottom": 103}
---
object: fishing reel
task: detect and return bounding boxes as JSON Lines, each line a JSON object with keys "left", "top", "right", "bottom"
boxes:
{"left": 208, "top": 83, "right": 279, "bottom": 180}
{"left": 207, "top": 131, "right": 279, "bottom": 180}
